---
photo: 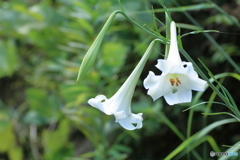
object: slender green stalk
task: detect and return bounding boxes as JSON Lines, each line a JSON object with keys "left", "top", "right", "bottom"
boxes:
{"left": 159, "top": 112, "right": 185, "bottom": 141}
{"left": 151, "top": 6, "right": 160, "bottom": 35}
{"left": 187, "top": 108, "right": 194, "bottom": 160}
{"left": 181, "top": 30, "right": 219, "bottom": 38}
{"left": 114, "top": 10, "right": 169, "bottom": 44}
{"left": 203, "top": 78, "right": 223, "bottom": 119}
{"left": 202, "top": 78, "right": 223, "bottom": 160}
{"left": 202, "top": 112, "right": 240, "bottom": 121}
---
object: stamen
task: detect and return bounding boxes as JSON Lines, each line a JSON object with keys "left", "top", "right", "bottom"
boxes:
{"left": 170, "top": 78, "right": 175, "bottom": 86}
{"left": 176, "top": 78, "right": 181, "bottom": 84}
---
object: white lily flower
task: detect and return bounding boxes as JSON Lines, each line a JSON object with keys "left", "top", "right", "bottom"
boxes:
{"left": 88, "top": 40, "right": 160, "bottom": 130}
{"left": 143, "top": 21, "right": 207, "bottom": 105}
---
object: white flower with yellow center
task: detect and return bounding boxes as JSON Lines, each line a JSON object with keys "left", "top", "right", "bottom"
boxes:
{"left": 143, "top": 21, "right": 207, "bottom": 105}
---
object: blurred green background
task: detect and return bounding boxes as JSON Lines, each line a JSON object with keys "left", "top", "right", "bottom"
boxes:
{"left": 0, "top": 0, "right": 240, "bottom": 159}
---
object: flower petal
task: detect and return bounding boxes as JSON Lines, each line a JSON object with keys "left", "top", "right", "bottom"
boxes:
{"left": 167, "top": 21, "right": 182, "bottom": 64}
{"left": 178, "top": 74, "right": 207, "bottom": 92}
{"left": 164, "top": 89, "right": 192, "bottom": 105}
{"left": 88, "top": 95, "right": 112, "bottom": 115}
{"left": 114, "top": 111, "right": 126, "bottom": 120}
{"left": 155, "top": 59, "right": 174, "bottom": 74}
{"left": 144, "top": 71, "right": 171, "bottom": 101}
{"left": 189, "top": 78, "right": 207, "bottom": 91}
{"left": 116, "top": 113, "right": 143, "bottom": 130}
{"left": 143, "top": 71, "right": 160, "bottom": 89}
{"left": 156, "top": 60, "right": 196, "bottom": 76}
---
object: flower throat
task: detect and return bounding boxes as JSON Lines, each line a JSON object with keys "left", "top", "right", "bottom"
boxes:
{"left": 169, "top": 75, "right": 181, "bottom": 94}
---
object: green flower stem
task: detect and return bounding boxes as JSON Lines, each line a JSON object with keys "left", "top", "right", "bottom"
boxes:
{"left": 186, "top": 109, "right": 194, "bottom": 160}
{"left": 187, "top": 108, "right": 194, "bottom": 140}
{"left": 114, "top": 10, "right": 169, "bottom": 44}
{"left": 121, "top": 38, "right": 163, "bottom": 97}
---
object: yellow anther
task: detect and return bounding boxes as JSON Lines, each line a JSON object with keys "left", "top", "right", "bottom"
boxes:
{"left": 170, "top": 78, "right": 175, "bottom": 86}
{"left": 176, "top": 78, "right": 181, "bottom": 84}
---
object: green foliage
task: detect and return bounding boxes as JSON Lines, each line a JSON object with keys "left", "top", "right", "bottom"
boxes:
{"left": 24, "top": 88, "right": 61, "bottom": 125}
{"left": 41, "top": 120, "right": 73, "bottom": 160}
{"left": 0, "top": 121, "right": 15, "bottom": 152}
{"left": 0, "top": 39, "right": 18, "bottom": 78}
{"left": 0, "top": 109, "right": 23, "bottom": 160}
{"left": 99, "top": 42, "right": 129, "bottom": 77}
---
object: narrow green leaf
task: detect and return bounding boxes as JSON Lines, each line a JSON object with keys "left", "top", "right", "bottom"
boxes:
{"left": 135, "top": 3, "right": 214, "bottom": 14}
{"left": 181, "top": 30, "right": 219, "bottom": 38}
{"left": 158, "top": 0, "right": 172, "bottom": 22}
{"left": 79, "top": 151, "right": 95, "bottom": 159}
{"left": 199, "top": 58, "right": 230, "bottom": 101}
{"left": 202, "top": 112, "right": 240, "bottom": 121}
{"left": 177, "top": 23, "right": 201, "bottom": 30}
{"left": 118, "top": 10, "right": 169, "bottom": 43}
{"left": 143, "top": 24, "right": 164, "bottom": 38}
{"left": 183, "top": 101, "right": 227, "bottom": 112}
{"left": 219, "top": 141, "right": 240, "bottom": 160}
{"left": 164, "top": 118, "right": 238, "bottom": 159}
{"left": 176, "top": 136, "right": 219, "bottom": 159}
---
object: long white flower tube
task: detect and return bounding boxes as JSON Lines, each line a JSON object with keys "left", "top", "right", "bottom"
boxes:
{"left": 88, "top": 39, "right": 161, "bottom": 130}
{"left": 144, "top": 21, "right": 207, "bottom": 105}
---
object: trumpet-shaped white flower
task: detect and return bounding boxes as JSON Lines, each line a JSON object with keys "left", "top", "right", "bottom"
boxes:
{"left": 88, "top": 90, "right": 143, "bottom": 130}
{"left": 88, "top": 40, "right": 160, "bottom": 130}
{"left": 143, "top": 21, "right": 207, "bottom": 105}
